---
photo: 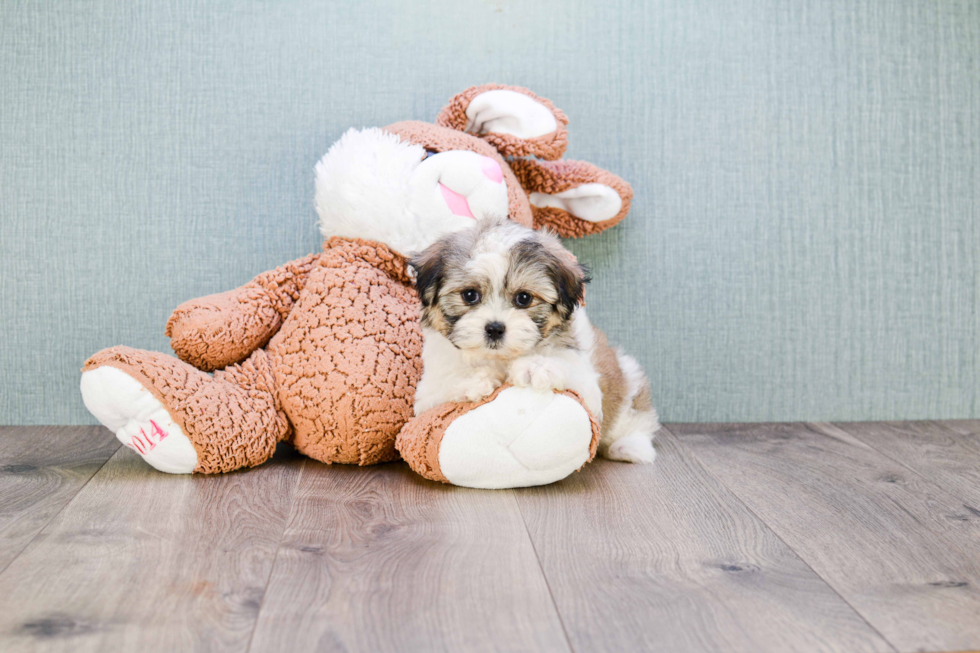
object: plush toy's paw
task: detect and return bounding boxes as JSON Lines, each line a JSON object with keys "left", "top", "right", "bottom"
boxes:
{"left": 508, "top": 356, "right": 566, "bottom": 392}
{"left": 397, "top": 386, "right": 600, "bottom": 489}
{"left": 80, "top": 366, "right": 198, "bottom": 474}
{"left": 604, "top": 433, "right": 657, "bottom": 464}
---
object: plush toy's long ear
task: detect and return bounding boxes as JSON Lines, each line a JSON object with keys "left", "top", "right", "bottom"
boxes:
{"left": 509, "top": 158, "right": 633, "bottom": 238}
{"left": 436, "top": 85, "right": 569, "bottom": 160}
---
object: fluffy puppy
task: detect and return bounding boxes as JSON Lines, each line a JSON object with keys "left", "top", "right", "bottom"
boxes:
{"left": 410, "top": 216, "right": 659, "bottom": 463}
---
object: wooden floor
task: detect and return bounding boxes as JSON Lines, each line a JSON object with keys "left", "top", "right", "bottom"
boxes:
{"left": 1, "top": 422, "right": 979, "bottom": 653}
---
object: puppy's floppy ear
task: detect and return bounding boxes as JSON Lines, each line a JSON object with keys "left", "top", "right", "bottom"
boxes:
{"left": 436, "top": 85, "right": 569, "bottom": 160}
{"left": 409, "top": 242, "right": 446, "bottom": 307}
{"left": 510, "top": 158, "right": 633, "bottom": 238}
{"left": 548, "top": 248, "right": 591, "bottom": 318}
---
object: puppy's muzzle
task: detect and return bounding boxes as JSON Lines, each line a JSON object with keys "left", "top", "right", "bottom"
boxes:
{"left": 484, "top": 321, "right": 506, "bottom": 344}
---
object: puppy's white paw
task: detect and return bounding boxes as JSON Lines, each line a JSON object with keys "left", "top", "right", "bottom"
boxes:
{"left": 605, "top": 433, "right": 657, "bottom": 464}
{"left": 509, "top": 356, "right": 567, "bottom": 393}
{"left": 461, "top": 375, "right": 500, "bottom": 403}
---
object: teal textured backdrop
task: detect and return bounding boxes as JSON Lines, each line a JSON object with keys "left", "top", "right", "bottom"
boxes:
{"left": 1, "top": 0, "right": 977, "bottom": 424}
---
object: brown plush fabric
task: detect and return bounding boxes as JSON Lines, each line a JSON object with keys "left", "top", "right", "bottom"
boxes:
{"left": 267, "top": 237, "right": 423, "bottom": 466}
{"left": 166, "top": 253, "right": 323, "bottom": 371}
{"left": 576, "top": 389, "right": 603, "bottom": 464}
{"left": 509, "top": 158, "right": 634, "bottom": 238}
{"left": 384, "top": 120, "right": 534, "bottom": 229}
{"left": 396, "top": 385, "right": 602, "bottom": 484}
{"left": 87, "top": 237, "right": 424, "bottom": 473}
{"left": 435, "top": 84, "right": 569, "bottom": 161}
{"left": 82, "top": 85, "right": 635, "bottom": 485}
{"left": 83, "top": 346, "right": 289, "bottom": 473}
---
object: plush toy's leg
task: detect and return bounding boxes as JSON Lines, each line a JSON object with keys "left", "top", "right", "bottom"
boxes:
{"left": 397, "top": 385, "right": 600, "bottom": 489}
{"left": 81, "top": 346, "right": 290, "bottom": 474}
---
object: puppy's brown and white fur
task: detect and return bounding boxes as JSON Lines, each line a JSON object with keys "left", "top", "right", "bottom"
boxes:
{"left": 410, "top": 216, "right": 659, "bottom": 463}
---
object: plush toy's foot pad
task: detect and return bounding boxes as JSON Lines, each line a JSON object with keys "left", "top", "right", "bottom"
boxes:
{"left": 80, "top": 366, "right": 198, "bottom": 474}
{"left": 399, "top": 386, "right": 599, "bottom": 489}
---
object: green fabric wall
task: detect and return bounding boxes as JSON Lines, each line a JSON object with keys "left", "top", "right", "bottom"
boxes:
{"left": 2, "top": 0, "right": 977, "bottom": 424}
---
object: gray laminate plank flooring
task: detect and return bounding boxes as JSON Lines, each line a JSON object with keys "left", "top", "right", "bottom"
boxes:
{"left": 0, "top": 440, "right": 304, "bottom": 653}
{"left": 512, "top": 427, "right": 891, "bottom": 653}
{"left": 0, "top": 423, "right": 978, "bottom": 653}
{"left": 249, "top": 461, "right": 569, "bottom": 653}
{"left": 671, "top": 421, "right": 980, "bottom": 653}
{"left": 832, "top": 420, "right": 980, "bottom": 509}
{"left": 0, "top": 426, "right": 118, "bottom": 574}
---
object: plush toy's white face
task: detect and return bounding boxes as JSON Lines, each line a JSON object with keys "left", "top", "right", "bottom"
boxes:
{"left": 409, "top": 149, "right": 509, "bottom": 224}
{"left": 315, "top": 128, "right": 509, "bottom": 256}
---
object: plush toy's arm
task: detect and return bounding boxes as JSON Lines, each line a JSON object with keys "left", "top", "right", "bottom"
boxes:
{"left": 397, "top": 385, "right": 600, "bottom": 489}
{"left": 165, "top": 253, "right": 322, "bottom": 371}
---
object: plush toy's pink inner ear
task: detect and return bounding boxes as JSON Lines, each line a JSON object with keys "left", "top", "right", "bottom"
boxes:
{"left": 466, "top": 89, "right": 559, "bottom": 139}
{"left": 529, "top": 183, "right": 623, "bottom": 223}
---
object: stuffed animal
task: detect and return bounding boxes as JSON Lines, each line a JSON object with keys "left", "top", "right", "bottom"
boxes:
{"left": 80, "top": 84, "right": 633, "bottom": 489}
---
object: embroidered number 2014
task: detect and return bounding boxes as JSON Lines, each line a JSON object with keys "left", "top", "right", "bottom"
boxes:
{"left": 125, "top": 420, "right": 169, "bottom": 455}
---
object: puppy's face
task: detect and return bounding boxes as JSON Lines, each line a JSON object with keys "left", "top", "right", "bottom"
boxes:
{"left": 411, "top": 217, "right": 589, "bottom": 359}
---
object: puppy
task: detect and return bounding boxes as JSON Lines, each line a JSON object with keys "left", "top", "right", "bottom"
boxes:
{"left": 409, "top": 215, "right": 659, "bottom": 463}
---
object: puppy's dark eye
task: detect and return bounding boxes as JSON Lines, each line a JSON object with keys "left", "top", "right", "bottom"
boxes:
{"left": 461, "top": 289, "right": 481, "bottom": 305}
{"left": 514, "top": 291, "right": 533, "bottom": 308}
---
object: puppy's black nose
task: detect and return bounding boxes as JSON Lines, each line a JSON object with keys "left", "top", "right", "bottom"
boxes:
{"left": 484, "top": 321, "right": 506, "bottom": 341}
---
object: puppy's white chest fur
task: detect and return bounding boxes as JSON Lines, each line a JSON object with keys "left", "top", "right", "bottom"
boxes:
{"left": 413, "top": 311, "right": 604, "bottom": 423}
{"left": 414, "top": 328, "right": 510, "bottom": 413}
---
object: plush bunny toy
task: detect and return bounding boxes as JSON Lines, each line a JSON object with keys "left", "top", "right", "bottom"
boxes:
{"left": 80, "top": 85, "right": 633, "bottom": 489}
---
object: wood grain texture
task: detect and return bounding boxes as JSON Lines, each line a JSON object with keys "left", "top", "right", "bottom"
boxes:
{"left": 514, "top": 428, "right": 890, "bottom": 653}
{"left": 673, "top": 422, "right": 980, "bottom": 653}
{"left": 0, "top": 426, "right": 119, "bottom": 574}
{"left": 248, "top": 461, "right": 570, "bottom": 653}
{"left": 0, "top": 442, "right": 303, "bottom": 653}
{"left": 834, "top": 420, "right": 980, "bottom": 510}
{"left": 6, "top": 423, "right": 980, "bottom": 652}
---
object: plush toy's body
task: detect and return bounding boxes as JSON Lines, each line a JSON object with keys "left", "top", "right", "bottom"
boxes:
{"left": 80, "top": 85, "right": 635, "bottom": 488}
